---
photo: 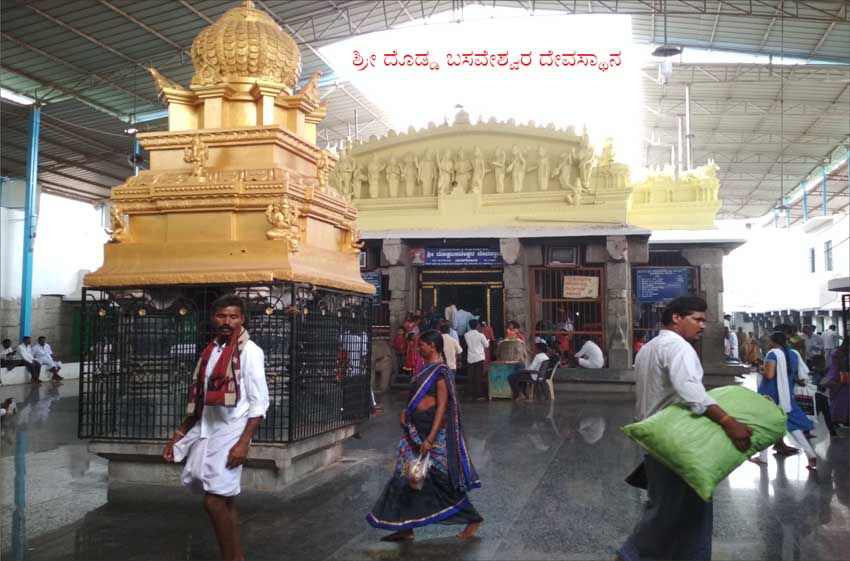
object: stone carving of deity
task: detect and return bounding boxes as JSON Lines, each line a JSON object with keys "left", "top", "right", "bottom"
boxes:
{"left": 437, "top": 150, "right": 454, "bottom": 195}
{"left": 471, "top": 147, "right": 488, "bottom": 193}
{"left": 492, "top": 147, "right": 507, "bottom": 193}
{"left": 506, "top": 145, "right": 527, "bottom": 192}
{"left": 337, "top": 147, "right": 356, "bottom": 198}
{"left": 454, "top": 149, "right": 472, "bottom": 193}
{"left": 573, "top": 130, "right": 595, "bottom": 192}
{"left": 367, "top": 156, "right": 385, "bottom": 198}
{"left": 536, "top": 146, "right": 550, "bottom": 191}
{"left": 351, "top": 166, "right": 366, "bottom": 199}
{"left": 385, "top": 156, "right": 402, "bottom": 197}
{"left": 553, "top": 149, "right": 574, "bottom": 191}
{"left": 418, "top": 149, "right": 437, "bottom": 196}
{"left": 403, "top": 153, "right": 418, "bottom": 197}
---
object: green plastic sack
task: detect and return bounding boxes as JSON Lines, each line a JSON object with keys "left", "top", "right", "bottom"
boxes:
{"left": 622, "top": 385, "right": 787, "bottom": 501}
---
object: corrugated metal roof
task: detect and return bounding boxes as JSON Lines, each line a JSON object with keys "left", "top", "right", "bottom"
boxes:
{"left": 1, "top": 0, "right": 847, "bottom": 219}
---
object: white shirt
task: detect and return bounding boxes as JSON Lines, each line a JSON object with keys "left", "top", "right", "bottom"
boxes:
{"left": 17, "top": 343, "right": 34, "bottom": 363}
{"left": 823, "top": 330, "right": 838, "bottom": 350}
{"left": 444, "top": 304, "right": 457, "bottom": 323}
{"left": 575, "top": 340, "right": 605, "bottom": 369}
{"left": 32, "top": 343, "right": 53, "bottom": 361}
{"left": 634, "top": 329, "right": 717, "bottom": 421}
{"left": 442, "top": 333, "right": 463, "bottom": 370}
{"left": 528, "top": 352, "right": 550, "bottom": 379}
{"left": 453, "top": 309, "right": 474, "bottom": 337}
{"left": 464, "top": 329, "right": 489, "bottom": 364}
{"left": 727, "top": 332, "right": 739, "bottom": 358}
{"left": 2, "top": 346, "right": 15, "bottom": 359}
{"left": 199, "top": 339, "right": 269, "bottom": 439}
{"left": 340, "top": 330, "right": 369, "bottom": 374}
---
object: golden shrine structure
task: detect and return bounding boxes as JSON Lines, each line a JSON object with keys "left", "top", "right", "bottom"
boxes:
{"left": 81, "top": 0, "right": 376, "bottom": 492}
{"left": 85, "top": 0, "right": 371, "bottom": 294}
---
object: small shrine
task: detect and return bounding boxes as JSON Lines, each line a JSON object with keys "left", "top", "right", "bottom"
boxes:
{"left": 81, "top": 0, "right": 374, "bottom": 491}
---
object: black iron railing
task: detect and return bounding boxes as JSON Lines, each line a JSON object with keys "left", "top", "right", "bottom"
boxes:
{"left": 78, "top": 283, "right": 372, "bottom": 443}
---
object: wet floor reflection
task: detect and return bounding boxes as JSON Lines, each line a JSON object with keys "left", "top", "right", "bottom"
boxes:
{"left": 0, "top": 381, "right": 847, "bottom": 560}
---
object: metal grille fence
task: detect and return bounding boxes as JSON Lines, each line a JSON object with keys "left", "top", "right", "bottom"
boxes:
{"left": 79, "top": 283, "right": 372, "bottom": 443}
{"left": 530, "top": 267, "right": 605, "bottom": 354}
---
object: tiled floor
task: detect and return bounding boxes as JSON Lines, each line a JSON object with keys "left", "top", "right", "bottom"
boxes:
{"left": 0, "top": 378, "right": 847, "bottom": 560}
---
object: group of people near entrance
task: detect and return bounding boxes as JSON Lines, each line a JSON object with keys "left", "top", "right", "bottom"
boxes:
{"left": 721, "top": 316, "right": 848, "bottom": 441}
{"left": 1, "top": 335, "right": 63, "bottom": 384}
{"left": 160, "top": 294, "right": 848, "bottom": 561}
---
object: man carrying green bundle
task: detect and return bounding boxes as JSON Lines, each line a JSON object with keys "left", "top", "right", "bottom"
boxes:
{"left": 617, "top": 297, "right": 753, "bottom": 561}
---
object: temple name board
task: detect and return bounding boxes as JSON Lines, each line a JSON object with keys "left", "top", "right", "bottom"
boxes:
{"left": 411, "top": 247, "right": 502, "bottom": 266}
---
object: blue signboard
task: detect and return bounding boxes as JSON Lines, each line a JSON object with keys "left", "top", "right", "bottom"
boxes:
{"left": 635, "top": 268, "right": 691, "bottom": 303}
{"left": 412, "top": 247, "right": 502, "bottom": 266}
{"left": 360, "top": 271, "right": 383, "bottom": 302}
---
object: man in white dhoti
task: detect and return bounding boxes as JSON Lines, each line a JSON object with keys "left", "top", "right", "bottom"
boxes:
{"left": 162, "top": 295, "right": 269, "bottom": 561}
{"left": 33, "top": 336, "right": 63, "bottom": 381}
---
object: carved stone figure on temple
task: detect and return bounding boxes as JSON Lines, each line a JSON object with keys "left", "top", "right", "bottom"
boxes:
{"left": 492, "top": 147, "right": 507, "bottom": 193}
{"left": 506, "top": 145, "right": 527, "bottom": 192}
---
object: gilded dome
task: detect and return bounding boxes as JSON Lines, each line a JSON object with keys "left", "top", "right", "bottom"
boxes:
{"left": 190, "top": 0, "right": 301, "bottom": 91}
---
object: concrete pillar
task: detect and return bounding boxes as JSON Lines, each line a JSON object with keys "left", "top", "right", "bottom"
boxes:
{"left": 604, "top": 236, "right": 633, "bottom": 369}
{"left": 682, "top": 247, "right": 726, "bottom": 367}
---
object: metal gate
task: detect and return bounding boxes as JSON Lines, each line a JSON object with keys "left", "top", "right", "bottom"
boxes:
{"left": 530, "top": 267, "right": 605, "bottom": 353}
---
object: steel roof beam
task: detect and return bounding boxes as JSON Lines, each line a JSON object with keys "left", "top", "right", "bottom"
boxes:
{"left": 0, "top": 64, "right": 128, "bottom": 120}
{"left": 1, "top": 140, "right": 127, "bottom": 181}
{"left": 97, "top": 0, "right": 188, "bottom": 56}
{"left": 734, "top": 80, "right": 850, "bottom": 213}
{"left": 1, "top": 32, "right": 160, "bottom": 107}
{"left": 1, "top": 155, "right": 115, "bottom": 190}
{"left": 26, "top": 5, "right": 180, "bottom": 85}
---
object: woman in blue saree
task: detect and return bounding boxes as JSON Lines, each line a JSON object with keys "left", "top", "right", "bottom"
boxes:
{"left": 749, "top": 331, "right": 817, "bottom": 469}
{"left": 367, "top": 329, "right": 483, "bottom": 541}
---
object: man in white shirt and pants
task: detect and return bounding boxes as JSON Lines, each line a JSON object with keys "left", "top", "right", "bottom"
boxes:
{"left": 440, "top": 322, "right": 463, "bottom": 375}
{"left": 618, "top": 297, "right": 752, "bottom": 561}
{"left": 17, "top": 336, "right": 42, "bottom": 384}
{"left": 163, "top": 295, "right": 269, "bottom": 561}
{"left": 823, "top": 324, "right": 839, "bottom": 365}
{"left": 33, "top": 336, "right": 63, "bottom": 381}
{"left": 574, "top": 338, "right": 605, "bottom": 369}
{"left": 464, "top": 319, "right": 489, "bottom": 400}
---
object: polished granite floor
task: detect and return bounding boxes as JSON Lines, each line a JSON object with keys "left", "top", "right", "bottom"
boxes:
{"left": 0, "top": 378, "right": 847, "bottom": 561}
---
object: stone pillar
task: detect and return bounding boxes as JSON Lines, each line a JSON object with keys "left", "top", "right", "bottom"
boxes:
{"left": 383, "top": 239, "right": 414, "bottom": 330}
{"left": 501, "top": 238, "right": 529, "bottom": 334}
{"left": 682, "top": 247, "right": 725, "bottom": 367}
{"left": 604, "top": 236, "right": 633, "bottom": 369}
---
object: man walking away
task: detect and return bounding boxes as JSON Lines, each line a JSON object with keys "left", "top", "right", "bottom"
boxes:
{"left": 440, "top": 322, "right": 463, "bottom": 376}
{"left": 163, "top": 295, "right": 269, "bottom": 561}
{"left": 464, "top": 319, "right": 489, "bottom": 401}
{"left": 618, "top": 297, "right": 752, "bottom": 561}
{"left": 33, "top": 336, "right": 63, "bottom": 381}
{"left": 823, "top": 324, "right": 839, "bottom": 365}
{"left": 17, "top": 337, "right": 42, "bottom": 384}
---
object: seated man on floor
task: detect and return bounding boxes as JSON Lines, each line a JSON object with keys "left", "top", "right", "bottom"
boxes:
{"left": 33, "top": 336, "right": 63, "bottom": 381}
{"left": 508, "top": 342, "right": 550, "bottom": 401}
{"left": 574, "top": 337, "right": 605, "bottom": 369}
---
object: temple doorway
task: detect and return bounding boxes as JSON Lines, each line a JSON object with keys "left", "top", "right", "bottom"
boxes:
{"left": 418, "top": 269, "right": 504, "bottom": 337}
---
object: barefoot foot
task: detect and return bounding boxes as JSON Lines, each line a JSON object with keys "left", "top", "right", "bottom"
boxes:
{"left": 457, "top": 521, "right": 482, "bottom": 539}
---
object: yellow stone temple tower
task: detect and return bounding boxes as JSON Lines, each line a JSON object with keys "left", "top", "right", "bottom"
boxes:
{"left": 85, "top": 0, "right": 372, "bottom": 295}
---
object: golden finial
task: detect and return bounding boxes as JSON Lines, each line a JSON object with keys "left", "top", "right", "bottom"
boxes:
{"left": 244, "top": 0, "right": 255, "bottom": 8}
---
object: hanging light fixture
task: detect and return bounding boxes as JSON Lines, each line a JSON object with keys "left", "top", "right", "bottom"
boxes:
{"left": 652, "top": 1, "right": 683, "bottom": 58}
